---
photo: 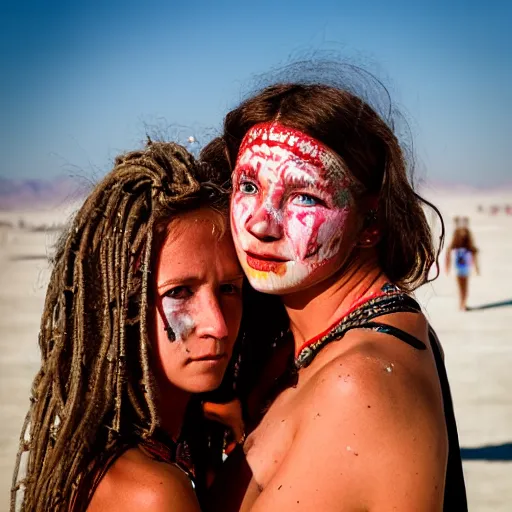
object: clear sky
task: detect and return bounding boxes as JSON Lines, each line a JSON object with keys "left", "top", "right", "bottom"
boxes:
{"left": 1, "top": 0, "right": 510, "bottom": 186}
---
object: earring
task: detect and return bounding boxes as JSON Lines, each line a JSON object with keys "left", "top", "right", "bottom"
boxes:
{"left": 359, "top": 209, "right": 380, "bottom": 247}
{"left": 365, "top": 209, "right": 378, "bottom": 225}
{"left": 359, "top": 235, "right": 377, "bottom": 248}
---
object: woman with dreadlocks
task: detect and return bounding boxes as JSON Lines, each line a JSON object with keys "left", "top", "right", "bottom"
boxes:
{"left": 10, "top": 141, "right": 245, "bottom": 511}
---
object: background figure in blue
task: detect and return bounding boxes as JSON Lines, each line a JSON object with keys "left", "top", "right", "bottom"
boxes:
{"left": 446, "top": 217, "right": 480, "bottom": 310}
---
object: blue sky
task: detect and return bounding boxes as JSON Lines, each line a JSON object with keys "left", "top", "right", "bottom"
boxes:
{"left": 1, "top": 0, "right": 510, "bottom": 186}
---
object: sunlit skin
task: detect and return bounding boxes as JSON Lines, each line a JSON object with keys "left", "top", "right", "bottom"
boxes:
{"left": 208, "top": 123, "right": 448, "bottom": 512}
{"left": 231, "top": 122, "right": 363, "bottom": 295}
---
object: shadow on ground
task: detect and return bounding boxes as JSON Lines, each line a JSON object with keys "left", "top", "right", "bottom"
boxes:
{"left": 9, "top": 255, "right": 49, "bottom": 261}
{"left": 467, "top": 299, "right": 512, "bottom": 311}
{"left": 461, "top": 443, "right": 512, "bottom": 461}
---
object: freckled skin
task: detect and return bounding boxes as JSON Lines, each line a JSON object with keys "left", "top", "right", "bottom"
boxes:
{"left": 153, "top": 210, "right": 244, "bottom": 394}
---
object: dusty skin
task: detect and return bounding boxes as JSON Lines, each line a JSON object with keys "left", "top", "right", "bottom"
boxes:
{"left": 1, "top": 191, "right": 512, "bottom": 511}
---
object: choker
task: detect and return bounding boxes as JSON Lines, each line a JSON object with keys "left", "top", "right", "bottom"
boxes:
{"left": 294, "top": 283, "right": 419, "bottom": 369}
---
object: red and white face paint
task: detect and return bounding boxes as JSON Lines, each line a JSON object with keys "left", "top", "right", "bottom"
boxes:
{"left": 231, "top": 122, "right": 363, "bottom": 294}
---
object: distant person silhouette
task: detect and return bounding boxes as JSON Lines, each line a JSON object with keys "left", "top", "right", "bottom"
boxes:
{"left": 446, "top": 217, "right": 480, "bottom": 310}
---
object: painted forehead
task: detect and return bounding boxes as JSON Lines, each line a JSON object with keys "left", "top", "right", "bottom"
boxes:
{"left": 236, "top": 121, "right": 363, "bottom": 190}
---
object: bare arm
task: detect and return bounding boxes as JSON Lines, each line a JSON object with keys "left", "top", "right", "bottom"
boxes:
{"left": 248, "top": 355, "right": 447, "bottom": 512}
{"left": 445, "top": 249, "right": 452, "bottom": 274}
{"left": 472, "top": 252, "right": 480, "bottom": 275}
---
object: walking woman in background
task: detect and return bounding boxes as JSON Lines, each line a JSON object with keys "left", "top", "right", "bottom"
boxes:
{"left": 11, "top": 141, "right": 244, "bottom": 511}
{"left": 446, "top": 216, "right": 480, "bottom": 310}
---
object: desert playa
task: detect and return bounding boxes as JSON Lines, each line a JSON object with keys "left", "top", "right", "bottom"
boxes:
{"left": 1, "top": 191, "right": 511, "bottom": 511}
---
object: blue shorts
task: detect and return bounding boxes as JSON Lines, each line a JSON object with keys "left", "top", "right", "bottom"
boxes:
{"left": 456, "top": 266, "right": 470, "bottom": 278}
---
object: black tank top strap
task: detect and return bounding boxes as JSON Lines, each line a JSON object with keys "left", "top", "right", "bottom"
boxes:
{"left": 358, "top": 321, "right": 427, "bottom": 350}
{"left": 295, "top": 288, "right": 424, "bottom": 369}
{"left": 427, "top": 327, "right": 468, "bottom": 510}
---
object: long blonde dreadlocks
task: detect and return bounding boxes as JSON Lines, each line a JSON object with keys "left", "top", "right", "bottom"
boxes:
{"left": 11, "top": 141, "right": 229, "bottom": 511}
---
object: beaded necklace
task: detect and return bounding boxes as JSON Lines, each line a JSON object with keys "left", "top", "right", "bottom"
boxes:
{"left": 294, "top": 283, "right": 422, "bottom": 369}
{"left": 138, "top": 427, "right": 196, "bottom": 485}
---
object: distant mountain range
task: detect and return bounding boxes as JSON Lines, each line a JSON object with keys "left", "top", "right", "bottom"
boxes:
{"left": 0, "top": 176, "right": 91, "bottom": 210}
{"left": 1, "top": 175, "right": 511, "bottom": 211}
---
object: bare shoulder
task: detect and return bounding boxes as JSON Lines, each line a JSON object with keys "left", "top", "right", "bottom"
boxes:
{"left": 87, "top": 447, "right": 200, "bottom": 512}
{"left": 293, "top": 312, "right": 448, "bottom": 484}
{"left": 247, "top": 319, "right": 448, "bottom": 510}
{"left": 302, "top": 312, "right": 444, "bottom": 424}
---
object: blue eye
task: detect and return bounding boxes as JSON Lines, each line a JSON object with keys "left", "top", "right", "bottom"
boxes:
{"left": 293, "top": 194, "right": 320, "bottom": 206}
{"left": 239, "top": 181, "right": 258, "bottom": 195}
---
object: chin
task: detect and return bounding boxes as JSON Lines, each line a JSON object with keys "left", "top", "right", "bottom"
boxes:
{"left": 245, "top": 260, "right": 342, "bottom": 296}
{"left": 184, "top": 370, "right": 227, "bottom": 394}
{"left": 243, "top": 265, "right": 307, "bottom": 295}
{"left": 246, "top": 273, "right": 320, "bottom": 296}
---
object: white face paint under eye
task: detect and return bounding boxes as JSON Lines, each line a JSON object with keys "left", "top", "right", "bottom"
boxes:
{"left": 161, "top": 295, "right": 196, "bottom": 342}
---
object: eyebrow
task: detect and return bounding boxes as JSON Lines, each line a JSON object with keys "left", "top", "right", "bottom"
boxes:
{"left": 157, "top": 276, "right": 199, "bottom": 291}
{"left": 285, "top": 174, "right": 333, "bottom": 196}
{"left": 237, "top": 165, "right": 259, "bottom": 180}
{"left": 237, "top": 156, "right": 334, "bottom": 194}
{"left": 157, "top": 273, "right": 245, "bottom": 291}
{"left": 284, "top": 175, "right": 317, "bottom": 189}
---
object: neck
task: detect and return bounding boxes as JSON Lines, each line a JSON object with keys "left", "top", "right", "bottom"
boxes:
{"left": 154, "top": 381, "right": 191, "bottom": 441}
{"left": 281, "top": 251, "right": 387, "bottom": 352}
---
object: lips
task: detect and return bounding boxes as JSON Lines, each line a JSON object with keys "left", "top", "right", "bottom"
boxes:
{"left": 191, "top": 353, "right": 226, "bottom": 362}
{"left": 245, "top": 252, "right": 288, "bottom": 273}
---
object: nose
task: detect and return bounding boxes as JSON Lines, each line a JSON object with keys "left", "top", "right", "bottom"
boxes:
{"left": 196, "top": 292, "right": 229, "bottom": 340}
{"left": 246, "top": 202, "right": 283, "bottom": 241}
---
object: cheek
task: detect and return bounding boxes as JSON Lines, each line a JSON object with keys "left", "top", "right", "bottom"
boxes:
{"left": 231, "top": 194, "right": 256, "bottom": 238}
{"left": 285, "top": 208, "right": 326, "bottom": 259}
{"left": 168, "top": 312, "right": 195, "bottom": 342}
{"left": 316, "top": 207, "right": 352, "bottom": 255}
{"left": 284, "top": 207, "right": 351, "bottom": 261}
{"left": 317, "top": 207, "right": 350, "bottom": 240}
{"left": 161, "top": 297, "right": 196, "bottom": 343}
{"left": 221, "top": 298, "right": 243, "bottom": 349}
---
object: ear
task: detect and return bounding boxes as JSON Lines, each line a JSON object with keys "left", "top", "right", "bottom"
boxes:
{"left": 357, "top": 226, "right": 380, "bottom": 248}
{"left": 357, "top": 195, "right": 380, "bottom": 248}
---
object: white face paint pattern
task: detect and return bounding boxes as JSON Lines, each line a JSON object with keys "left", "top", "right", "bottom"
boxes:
{"left": 161, "top": 295, "right": 196, "bottom": 342}
{"left": 231, "top": 122, "right": 365, "bottom": 294}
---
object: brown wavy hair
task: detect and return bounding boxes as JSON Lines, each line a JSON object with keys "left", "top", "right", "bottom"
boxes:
{"left": 202, "top": 75, "right": 444, "bottom": 291}
{"left": 449, "top": 227, "right": 478, "bottom": 253}
{"left": 11, "top": 141, "right": 229, "bottom": 511}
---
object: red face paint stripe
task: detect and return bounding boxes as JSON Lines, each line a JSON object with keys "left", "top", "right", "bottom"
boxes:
{"left": 237, "top": 121, "right": 343, "bottom": 174}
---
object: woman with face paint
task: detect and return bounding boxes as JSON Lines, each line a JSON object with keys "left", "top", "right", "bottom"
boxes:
{"left": 201, "top": 74, "right": 467, "bottom": 511}
{"left": 11, "top": 141, "right": 244, "bottom": 512}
